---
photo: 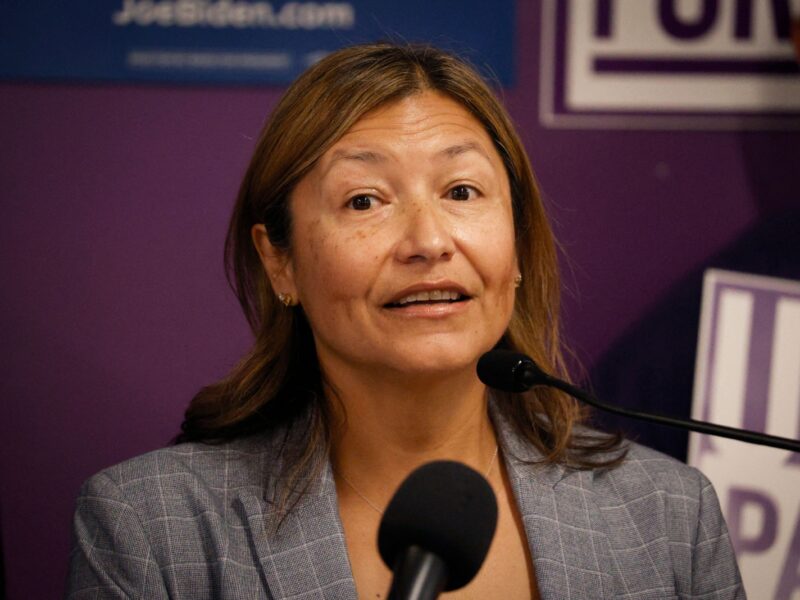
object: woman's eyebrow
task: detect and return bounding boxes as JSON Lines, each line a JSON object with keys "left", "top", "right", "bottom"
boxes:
{"left": 320, "top": 148, "right": 386, "bottom": 178}
{"left": 322, "top": 141, "right": 489, "bottom": 178}
{"left": 437, "top": 141, "right": 489, "bottom": 161}
{"left": 329, "top": 149, "right": 387, "bottom": 165}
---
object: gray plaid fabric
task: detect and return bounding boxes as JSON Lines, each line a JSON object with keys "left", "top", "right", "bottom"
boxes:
{"left": 67, "top": 408, "right": 745, "bottom": 599}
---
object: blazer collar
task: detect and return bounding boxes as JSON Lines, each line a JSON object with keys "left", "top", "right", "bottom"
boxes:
{"left": 237, "top": 405, "right": 621, "bottom": 599}
{"left": 492, "top": 407, "right": 620, "bottom": 599}
{"left": 237, "top": 422, "right": 358, "bottom": 600}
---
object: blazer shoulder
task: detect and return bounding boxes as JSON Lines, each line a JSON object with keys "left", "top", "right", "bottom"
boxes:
{"left": 78, "top": 433, "right": 281, "bottom": 524}
{"left": 595, "top": 445, "right": 743, "bottom": 596}
{"left": 69, "top": 432, "right": 300, "bottom": 598}
{"left": 596, "top": 440, "right": 710, "bottom": 496}
{"left": 105, "top": 435, "right": 275, "bottom": 483}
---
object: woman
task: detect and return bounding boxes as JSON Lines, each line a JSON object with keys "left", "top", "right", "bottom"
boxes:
{"left": 68, "top": 43, "right": 744, "bottom": 599}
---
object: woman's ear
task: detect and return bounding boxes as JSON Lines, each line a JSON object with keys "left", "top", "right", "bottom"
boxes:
{"left": 251, "top": 224, "right": 297, "bottom": 300}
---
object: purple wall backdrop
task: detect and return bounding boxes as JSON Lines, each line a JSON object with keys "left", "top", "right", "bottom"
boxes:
{"left": 1, "top": 2, "right": 797, "bottom": 597}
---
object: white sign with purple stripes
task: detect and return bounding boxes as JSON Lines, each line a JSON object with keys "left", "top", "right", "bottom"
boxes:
{"left": 540, "top": 0, "right": 800, "bottom": 129}
{"left": 689, "top": 269, "right": 800, "bottom": 599}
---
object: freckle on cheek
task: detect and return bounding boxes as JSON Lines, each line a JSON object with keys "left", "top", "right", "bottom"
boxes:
{"left": 307, "top": 239, "right": 321, "bottom": 262}
{"left": 305, "top": 220, "right": 327, "bottom": 261}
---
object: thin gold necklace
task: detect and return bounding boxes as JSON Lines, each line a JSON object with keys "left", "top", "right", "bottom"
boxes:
{"left": 337, "top": 445, "right": 499, "bottom": 516}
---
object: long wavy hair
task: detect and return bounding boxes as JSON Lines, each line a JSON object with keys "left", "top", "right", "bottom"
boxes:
{"left": 177, "top": 43, "right": 624, "bottom": 506}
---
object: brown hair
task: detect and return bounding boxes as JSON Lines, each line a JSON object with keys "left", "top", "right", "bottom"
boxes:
{"left": 177, "top": 43, "right": 624, "bottom": 496}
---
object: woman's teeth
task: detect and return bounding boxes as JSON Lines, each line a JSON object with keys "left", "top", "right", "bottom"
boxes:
{"left": 395, "top": 290, "right": 462, "bottom": 305}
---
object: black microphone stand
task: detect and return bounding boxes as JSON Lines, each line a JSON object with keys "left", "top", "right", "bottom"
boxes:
{"left": 520, "top": 360, "right": 800, "bottom": 453}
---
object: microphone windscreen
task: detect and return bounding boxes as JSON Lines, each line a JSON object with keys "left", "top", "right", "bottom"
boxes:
{"left": 477, "top": 349, "right": 542, "bottom": 392}
{"left": 377, "top": 460, "right": 498, "bottom": 591}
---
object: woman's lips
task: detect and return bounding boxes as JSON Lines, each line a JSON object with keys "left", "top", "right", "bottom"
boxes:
{"left": 384, "top": 281, "right": 470, "bottom": 307}
{"left": 383, "top": 295, "right": 472, "bottom": 317}
{"left": 386, "top": 289, "right": 466, "bottom": 307}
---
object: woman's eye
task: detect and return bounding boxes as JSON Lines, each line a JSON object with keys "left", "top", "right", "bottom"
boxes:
{"left": 347, "top": 195, "right": 374, "bottom": 211}
{"left": 449, "top": 185, "right": 474, "bottom": 201}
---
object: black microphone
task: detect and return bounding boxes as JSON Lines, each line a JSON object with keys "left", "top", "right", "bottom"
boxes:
{"left": 378, "top": 461, "right": 498, "bottom": 600}
{"left": 477, "top": 349, "right": 800, "bottom": 453}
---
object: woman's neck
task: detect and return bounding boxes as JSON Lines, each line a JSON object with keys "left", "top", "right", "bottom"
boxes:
{"left": 325, "top": 360, "right": 498, "bottom": 510}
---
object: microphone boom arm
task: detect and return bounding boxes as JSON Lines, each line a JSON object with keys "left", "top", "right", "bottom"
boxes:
{"left": 531, "top": 370, "right": 800, "bottom": 453}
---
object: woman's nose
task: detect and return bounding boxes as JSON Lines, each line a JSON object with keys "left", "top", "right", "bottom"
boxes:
{"left": 394, "top": 199, "right": 456, "bottom": 263}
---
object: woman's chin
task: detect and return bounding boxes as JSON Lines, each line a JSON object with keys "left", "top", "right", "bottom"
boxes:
{"left": 316, "top": 331, "right": 503, "bottom": 384}
{"left": 374, "top": 348, "right": 485, "bottom": 381}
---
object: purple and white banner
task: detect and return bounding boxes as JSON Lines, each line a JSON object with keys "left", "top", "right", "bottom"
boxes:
{"left": 689, "top": 269, "right": 800, "bottom": 599}
{"left": 540, "top": 0, "right": 800, "bottom": 130}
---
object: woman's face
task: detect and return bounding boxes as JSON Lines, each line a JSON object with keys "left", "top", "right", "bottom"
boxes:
{"left": 258, "top": 91, "right": 519, "bottom": 379}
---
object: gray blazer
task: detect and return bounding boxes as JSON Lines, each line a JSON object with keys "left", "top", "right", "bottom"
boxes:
{"left": 67, "top": 409, "right": 745, "bottom": 599}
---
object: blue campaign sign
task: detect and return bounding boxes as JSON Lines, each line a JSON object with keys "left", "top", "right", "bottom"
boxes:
{"left": 0, "top": 1, "right": 515, "bottom": 86}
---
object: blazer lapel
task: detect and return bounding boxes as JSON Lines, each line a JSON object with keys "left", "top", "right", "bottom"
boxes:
{"left": 236, "top": 438, "right": 357, "bottom": 600}
{"left": 235, "top": 404, "right": 626, "bottom": 599}
{"left": 496, "top": 413, "right": 620, "bottom": 599}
